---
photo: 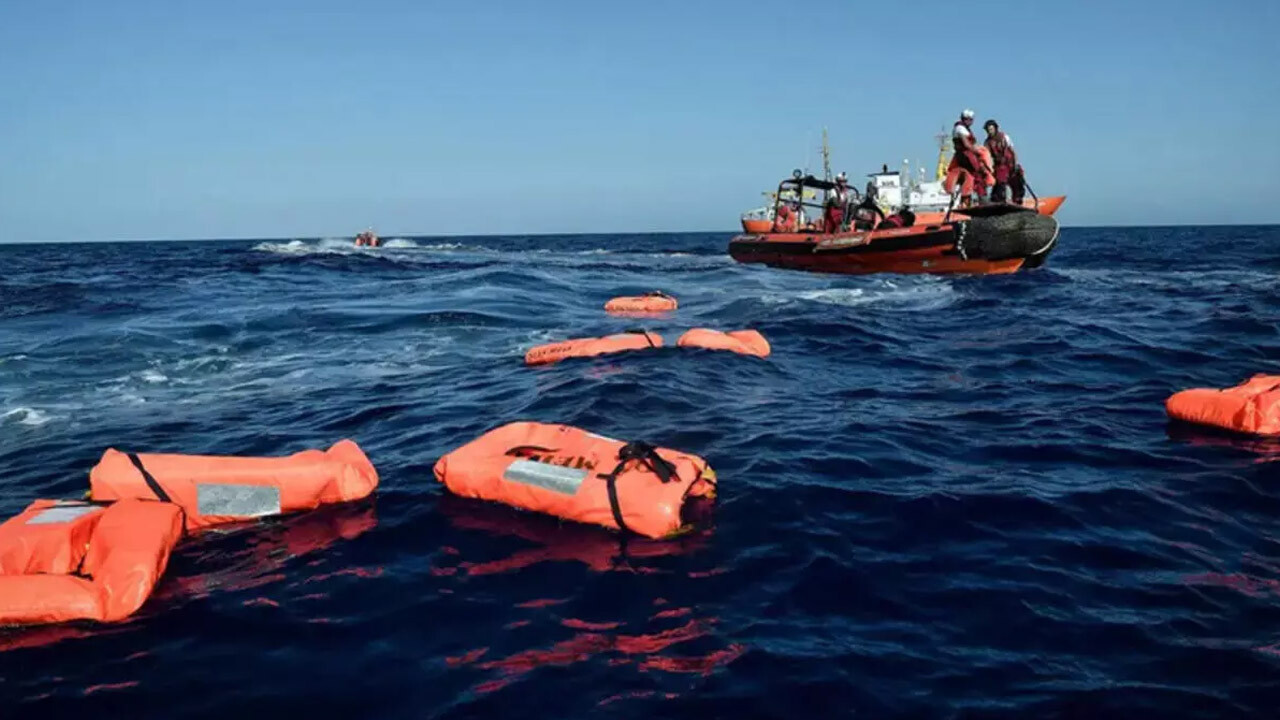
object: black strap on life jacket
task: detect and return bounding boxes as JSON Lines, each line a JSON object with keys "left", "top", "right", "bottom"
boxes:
{"left": 622, "top": 329, "right": 659, "bottom": 348}
{"left": 126, "top": 452, "right": 172, "bottom": 504}
{"left": 598, "top": 441, "right": 677, "bottom": 535}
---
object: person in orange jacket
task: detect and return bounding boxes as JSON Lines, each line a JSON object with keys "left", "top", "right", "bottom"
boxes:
{"left": 950, "top": 109, "right": 990, "bottom": 205}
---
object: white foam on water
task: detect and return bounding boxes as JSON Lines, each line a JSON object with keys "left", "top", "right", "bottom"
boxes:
{"left": 253, "top": 239, "right": 316, "bottom": 254}
{"left": 2, "top": 407, "right": 54, "bottom": 426}
{"left": 763, "top": 277, "right": 956, "bottom": 312}
{"left": 253, "top": 238, "right": 364, "bottom": 256}
{"left": 139, "top": 369, "right": 168, "bottom": 384}
{"left": 381, "top": 238, "right": 418, "bottom": 248}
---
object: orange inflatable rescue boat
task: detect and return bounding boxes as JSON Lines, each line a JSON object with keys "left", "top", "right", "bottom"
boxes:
{"left": 434, "top": 422, "right": 716, "bottom": 539}
{"left": 1166, "top": 375, "right": 1280, "bottom": 436}
{"left": 604, "top": 292, "right": 678, "bottom": 315}
{"left": 677, "top": 329, "right": 771, "bottom": 358}
{"left": 0, "top": 499, "right": 183, "bottom": 625}
{"left": 89, "top": 440, "right": 379, "bottom": 530}
{"left": 525, "top": 330, "right": 663, "bottom": 366}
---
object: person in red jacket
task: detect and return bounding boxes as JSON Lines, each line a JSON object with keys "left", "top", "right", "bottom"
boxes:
{"left": 822, "top": 173, "right": 850, "bottom": 232}
{"left": 773, "top": 201, "right": 797, "bottom": 232}
{"left": 983, "top": 119, "right": 1023, "bottom": 204}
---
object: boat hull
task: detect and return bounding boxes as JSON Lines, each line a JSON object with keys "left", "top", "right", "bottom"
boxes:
{"left": 728, "top": 211, "right": 1059, "bottom": 277}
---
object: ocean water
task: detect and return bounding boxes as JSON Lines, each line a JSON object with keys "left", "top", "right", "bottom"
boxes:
{"left": 1, "top": 227, "right": 1279, "bottom": 718}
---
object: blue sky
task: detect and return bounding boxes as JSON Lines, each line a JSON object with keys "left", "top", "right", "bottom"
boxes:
{"left": 0, "top": 0, "right": 1276, "bottom": 241}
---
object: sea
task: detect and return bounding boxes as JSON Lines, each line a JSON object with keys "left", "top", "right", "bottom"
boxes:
{"left": 1, "top": 226, "right": 1279, "bottom": 719}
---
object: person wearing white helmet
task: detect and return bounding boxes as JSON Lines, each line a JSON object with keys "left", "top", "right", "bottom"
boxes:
{"left": 823, "top": 172, "right": 851, "bottom": 232}
{"left": 949, "top": 108, "right": 989, "bottom": 205}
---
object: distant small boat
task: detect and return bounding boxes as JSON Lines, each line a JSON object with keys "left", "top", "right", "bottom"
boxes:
{"left": 353, "top": 230, "right": 380, "bottom": 247}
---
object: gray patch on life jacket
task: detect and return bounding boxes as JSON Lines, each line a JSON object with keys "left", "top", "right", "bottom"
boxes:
{"left": 197, "top": 483, "right": 281, "bottom": 518}
{"left": 27, "top": 504, "right": 102, "bottom": 525}
{"left": 503, "top": 459, "right": 587, "bottom": 495}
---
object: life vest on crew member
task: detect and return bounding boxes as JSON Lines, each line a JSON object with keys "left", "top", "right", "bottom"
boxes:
{"left": 985, "top": 130, "right": 1017, "bottom": 183}
{"left": 88, "top": 440, "right": 379, "bottom": 530}
{"left": 773, "top": 203, "right": 797, "bottom": 232}
{"left": 434, "top": 422, "right": 717, "bottom": 539}
{"left": 0, "top": 499, "right": 184, "bottom": 625}
{"left": 823, "top": 202, "right": 844, "bottom": 233}
{"left": 951, "top": 120, "right": 990, "bottom": 186}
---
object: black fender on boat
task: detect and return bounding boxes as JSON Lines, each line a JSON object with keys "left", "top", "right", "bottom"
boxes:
{"left": 958, "top": 213, "right": 1060, "bottom": 262}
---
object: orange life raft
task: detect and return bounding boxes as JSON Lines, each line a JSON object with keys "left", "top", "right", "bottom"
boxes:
{"left": 434, "top": 422, "right": 716, "bottom": 539}
{"left": 525, "top": 330, "right": 663, "bottom": 366}
{"left": 677, "top": 329, "right": 771, "bottom": 358}
{"left": 604, "top": 292, "right": 678, "bottom": 315}
{"left": 89, "top": 440, "right": 379, "bottom": 530}
{"left": 0, "top": 499, "right": 183, "bottom": 625}
{"left": 1166, "top": 374, "right": 1280, "bottom": 436}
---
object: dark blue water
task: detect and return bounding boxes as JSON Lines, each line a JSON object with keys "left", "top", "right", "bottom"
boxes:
{"left": 1, "top": 227, "right": 1279, "bottom": 718}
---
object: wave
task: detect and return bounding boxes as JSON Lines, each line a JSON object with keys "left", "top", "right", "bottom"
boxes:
{"left": 2, "top": 407, "right": 54, "bottom": 427}
{"left": 381, "top": 238, "right": 418, "bottom": 248}
{"left": 761, "top": 278, "right": 957, "bottom": 312}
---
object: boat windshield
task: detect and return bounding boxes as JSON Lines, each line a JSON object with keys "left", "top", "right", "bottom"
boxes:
{"left": 773, "top": 174, "right": 851, "bottom": 216}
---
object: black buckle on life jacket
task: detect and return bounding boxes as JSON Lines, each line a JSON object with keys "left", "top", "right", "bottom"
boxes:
{"left": 599, "top": 441, "right": 677, "bottom": 535}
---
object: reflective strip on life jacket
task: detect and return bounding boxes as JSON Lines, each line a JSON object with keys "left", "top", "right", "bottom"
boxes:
{"left": 676, "top": 329, "right": 771, "bottom": 358}
{"left": 0, "top": 499, "right": 184, "bottom": 625}
{"left": 434, "top": 422, "right": 716, "bottom": 539}
{"left": 524, "top": 331, "right": 664, "bottom": 366}
{"left": 1167, "top": 374, "right": 1280, "bottom": 436}
{"left": 89, "top": 440, "right": 378, "bottom": 530}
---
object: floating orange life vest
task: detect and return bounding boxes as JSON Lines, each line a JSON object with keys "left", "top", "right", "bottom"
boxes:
{"left": 88, "top": 440, "right": 379, "bottom": 530}
{"left": 677, "top": 329, "right": 771, "bottom": 358}
{"left": 604, "top": 292, "right": 678, "bottom": 315}
{"left": 434, "top": 422, "right": 716, "bottom": 539}
{"left": 0, "top": 499, "right": 183, "bottom": 625}
{"left": 1166, "top": 374, "right": 1280, "bottom": 436}
{"left": 524, "top": 330, "right": 663, "bottom": 366}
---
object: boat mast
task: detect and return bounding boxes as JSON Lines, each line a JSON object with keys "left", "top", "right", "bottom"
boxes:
{"left": 934, "top": 128, "right": 951, "bottom": 181}
{"left": 821, "top": 127, "right": 832, "bottom": 182}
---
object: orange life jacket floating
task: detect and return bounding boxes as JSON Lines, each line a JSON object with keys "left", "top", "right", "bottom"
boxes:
{"left": 1166, "top": 374, "right": 1280, "bottom": 436}
{"left": 434, "top": 422, "right": 716, "bottom": 539}
{"left": 524, "top": 330, "right": 663, "bottom": 366}
{"left": 88, "top": 440, "right": 379, "bottom": 530}
{"left": 677, "top": 328, "right": 771, "bottom": 358}
{"left": 604, "top": 292, "right": 678, "bottom": 315}
{"left": 0, "top": 499, "right": 183, "bottom": 625}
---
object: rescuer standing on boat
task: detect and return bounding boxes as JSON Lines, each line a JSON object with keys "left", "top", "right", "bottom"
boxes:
{"left": 983, "top": 119, "right": 1023, "bottom": 204}
{"left": 950, "top": 109, "right": 989, "bottom": 205}
{"left": 824, "top": 172, "right": 850, "bottom": 232}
